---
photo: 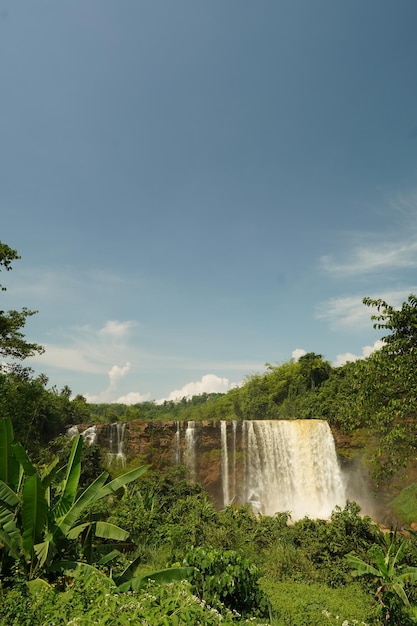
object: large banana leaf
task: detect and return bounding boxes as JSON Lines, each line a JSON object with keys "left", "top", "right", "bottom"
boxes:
{"left": 346, "top": 554, "right": 381, "bottom": 578}
{"left": 0, "top": 512, "right": 22, "bottom": 559}
{"left": 65, "top": 520, "right": 129, "bottom": 542}
{"left": 94, "top": 521, "right": 129, "bottom": 541}
{"left": 39, "top": 457, "right": 60, "bottom": 487}
{"left": 392, "top": 581, "right": 410, "bottom": 606}
{"left": 94, "top": 465, "right": 147, "bottom": 500}
{"left": 65, "top": 521, "right": 91, "bottom": 540}
{"left": 117, "top": 567, "right": 196, "bottom": 592}
{"left": 55, "top": 471, "right": 109, "bottom": 538}
{"left": 48, "top": 560, "right": 116, "bottom": 590}
{"left": 0, "top": 479, "right": 19, "bottom": 509}
{"left": 11, "top": 442, "right": 36, "bottom": 477}
{"left": 0, "top": 418, "right": 19, "bottom": 489}
{"left": 33, "top": 539, "right": 55, "bottom": 569}
{"left": 21, "top": 474, "right": 48, "bottom": 558}
{"left": 53, "top": 435, "right": 83, "bottom": 519}
{"left": 97, "top": 549, "right": 121, "bottom": 566}
{"left": 116, "top": 554, "right": 141, "bottom": 585}
{"left": 57, "top": 465, "right": 147, "bottom": 539}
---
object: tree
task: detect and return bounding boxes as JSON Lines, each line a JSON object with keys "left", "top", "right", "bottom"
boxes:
{"left": 0, "top": 241, "right": 44, "bottom": 361}
{"left": 358, "top": 295, "right": 417, "bottom": 484}
{"left": 298, "top": 352, "right": 332, "bottom": 391}
{"left": 363, "top": 294, "right": 417, "bottom": 355}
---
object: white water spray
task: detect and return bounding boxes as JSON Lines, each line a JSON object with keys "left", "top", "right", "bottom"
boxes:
{"left": 220, "top": 421, "right": 230, "bottom": 505}
{"left": 184, "top": 421, "right": 196, "bottom": 479}
{"left": 107, "top": 423, "right": 126, "bottom": 467}
{"left": 244, "top": 420, "right": 346, "bottom": 519}
{"left": 81, "top": 425, "right": 97, "bottom": 445}
{"left": 174, "top": 421, "right": 181, "bottom": 465}
{"left": 180, "top": 419, "right": 347, "bottom": 519}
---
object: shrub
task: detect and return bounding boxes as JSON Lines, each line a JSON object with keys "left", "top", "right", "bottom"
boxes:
{"left": 0, "top": 570, "right": 269, "bottom": 626}
{"left": 181, "top": 546, "right": 270, "bottom": 618}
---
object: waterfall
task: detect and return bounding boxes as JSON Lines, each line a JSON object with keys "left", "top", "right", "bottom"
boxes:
{"left": 80, "top": 425, "right": 97, "bottom": 445}
{"left": 184, "top": 421, "right": 196, "bottom": 479}
{"left": 66, "top": 425, "right": 79, "bottom": 438}
{"left": 174, "top": 421, "right": 181, "bottom": 465}
{"left": 107, "top": 422, "right": 126, "bottom": 467}
{"left": 175, "top": 419, "right": 346, "bottom": 519}
{"left": 244, "top": 420, "right": 346, "bottom": 519}
{"left": 220, "top": 421, "right": 230, "bottom": 506}
{"left": 232, "top": 420, "right": 237, "bottom": 504}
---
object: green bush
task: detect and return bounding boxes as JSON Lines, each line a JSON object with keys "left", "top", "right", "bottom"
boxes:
{"left": 182, "top": 546, "right": 270, "bottom": 618}
{"left": 0, "top": 567, "right": 269, "bottom": 626}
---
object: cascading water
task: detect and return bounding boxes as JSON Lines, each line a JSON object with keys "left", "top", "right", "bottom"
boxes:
{"left": 180, "top": 419, "right": 347, "bottom": 520}
{"left": 80, "top": 425, "right": 97, "bottom": 445}
{"left": 107, "top": 422, "right": 126, "bottom": 467}
{"left": 66, "top": 425, "right": 79, "bottom": 438}
{"left": 243, "top": 420, "right": 346, "bottom": 519}
{"left": 174, "top": 421, "right": 181, "bottom": 465}
{"left": 184, "top": 421, "right": 196, "bottom": 479}
{"left": 220, "top": 421, "right": 230, "bottom": 506}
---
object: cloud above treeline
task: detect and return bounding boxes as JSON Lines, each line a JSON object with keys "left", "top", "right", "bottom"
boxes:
{"left": 81, "top": 339, "right": 385, "bottom": 405}
{"left": 155, "top": 374, "right": 240, "bottom": 405}
{"left": 84, "top": 370, "right": 239, "bottom": 405}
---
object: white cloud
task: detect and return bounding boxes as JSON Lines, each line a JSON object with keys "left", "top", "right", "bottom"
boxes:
{"left": 315, "top": 289, "right": 417, "bottom": 331}
{"left": 85, "top": 361, "right": 139, "bottom": 403}
{"left": 321, "top": 239, "right": 417, "bottom": 276}
{"left": 292, "top": 348, "right": 306, "bottom": 362}
{"left": 30, "top": 319, "right": 140, "bottom": 375}
{"left": 108, "top": 362, "right": 131, "bottom": 389}
{"left": 334, "top": 340, "right": 384, "bottom": 367}
{"left": 99, "top": 320, "right": 137, "bottom": 338}
{"left": 115, "top": 391, "right": 151, "bottom": 404}
{"left": 156, "top": 374, "right": 238, "bottom": 404}
{"left": 34, "top": 345, "right": 106, "bottom": 374}
{"left": 315, "top": 295, "right": 372, "bottom": 331}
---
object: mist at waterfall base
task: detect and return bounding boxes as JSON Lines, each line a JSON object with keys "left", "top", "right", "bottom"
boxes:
{"left": 70, "top": 420, "right": 376, "bottom": 522}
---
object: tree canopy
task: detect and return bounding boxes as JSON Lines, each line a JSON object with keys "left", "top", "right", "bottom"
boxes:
{"left": 0, "top": 241, "right": 44, "bottom": 361}
{"left": 363, "top": 294, "right": 417, "bottom": 355}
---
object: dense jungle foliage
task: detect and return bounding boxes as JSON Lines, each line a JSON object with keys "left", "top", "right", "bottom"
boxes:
{"left": 2, "top": 241, "right": 417, "bottom": 624}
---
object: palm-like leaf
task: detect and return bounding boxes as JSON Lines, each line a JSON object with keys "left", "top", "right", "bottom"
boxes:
{"left": 0, "top": 418, "right": 19, "bottom": 488}
{"left": 56, "top": 472, "right": 109, "bottom": 537}
{"left": 392, "top": 581, "right": 410, "bottom": 606}
{"left": 95, "top": 465, "right": 148, "bottom": 500}
{"left": 53, "top": 435, "right": 82, "bottom": 519}
{"left": 347, "top": 540, "right": 417, "bottom": 611}
{"left": 11, "top": 442, "right": 36, "bottom": 477}
{"left": 118, "top": 567, "right": 196, "bottom": 592}
{"left": 0, "top": 479, "right": 19, "bottom": 509}
{"left": 346, "top": 554, "right": 380, "bottom": 578}
{"left": 0, "top": 512, "right": 22, "bottom": 559}
{"left": 94, "top": 521, "right": 129, "bottom": 541}
{"left": 21, "top": 474, "right": 48, "bottom": 558}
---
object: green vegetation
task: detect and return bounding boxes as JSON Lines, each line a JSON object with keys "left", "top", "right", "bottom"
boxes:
{"left": 3, "top": 240, "right": 417, "bottom": 623}
{"left": 390, "top": 485, "right": 417, "bottom": 525}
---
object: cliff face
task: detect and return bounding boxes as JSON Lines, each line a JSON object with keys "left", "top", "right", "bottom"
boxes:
{"left": 80, "top": 419, "right": 353, "bottom": 516}
{"left": 90, "top": 420, "right": 227, "bottom": 507}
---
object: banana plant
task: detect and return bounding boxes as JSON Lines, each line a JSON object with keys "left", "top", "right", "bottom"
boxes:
{"left": 0, "top": 417, "right": 146, "bottom": 580}
{"left": 347, "top": 535, "right": 417, "bottom": 620}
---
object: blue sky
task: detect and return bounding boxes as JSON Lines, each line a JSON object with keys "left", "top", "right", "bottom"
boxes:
{"left": 2, "top": 1, "right": 417, "bottom": 403}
